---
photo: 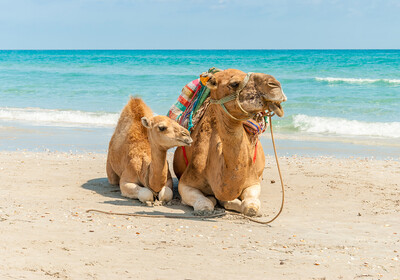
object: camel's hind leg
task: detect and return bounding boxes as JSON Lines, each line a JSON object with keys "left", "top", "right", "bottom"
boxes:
{"left": 179, "top": 183, "right": 214, "bottom": 213}
{"left": 106, "top": 158, "right": 119, "bottom": 185}
{"left": 120, "top": 181, "right": 154, "bottom": 203}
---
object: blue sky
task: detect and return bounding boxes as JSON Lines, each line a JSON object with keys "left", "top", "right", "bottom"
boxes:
{"left": 0, "top": 0, "right": 399, "bottom": 49}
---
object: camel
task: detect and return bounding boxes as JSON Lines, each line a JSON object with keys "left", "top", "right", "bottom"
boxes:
{"left": 173, "top": 69, "right": 287, "bottom": 216}
{"left": 107, "top": 97, "right": 193, "bottom": 203}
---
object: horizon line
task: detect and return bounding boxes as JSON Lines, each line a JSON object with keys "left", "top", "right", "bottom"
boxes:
{"left": 1, "top": 48, "right": 400, "bottom": 51}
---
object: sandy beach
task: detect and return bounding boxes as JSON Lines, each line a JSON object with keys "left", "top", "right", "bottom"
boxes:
{"left": 1, "top": 151, "right": 399, "bottom": 279}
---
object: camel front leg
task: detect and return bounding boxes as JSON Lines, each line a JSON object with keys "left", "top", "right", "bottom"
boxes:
{"left": 219, "top": 199, "right": 242, "bottom": 213}
{"left": 158, "top": 186, "right": 173, "bottom": 202}
{"left": 120, "top": 181, "right": 154, "bottom": 203}
{"left": 158, "top": 169, "right": 173, "bottom": 202}
{"left": 219, "top": 185, "right": 261, "bottom": 216}
{"left": 179, "top": 183, "right": 215, "bottom": 213}
{"left": 240, "top": 184, "right": 261, "bottom": 216}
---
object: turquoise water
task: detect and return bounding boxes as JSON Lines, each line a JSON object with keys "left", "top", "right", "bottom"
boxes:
{"left": 1, "top": 50, "right": 399, "bottom": 156}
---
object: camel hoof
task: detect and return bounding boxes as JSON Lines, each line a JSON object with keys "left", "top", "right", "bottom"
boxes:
{"left": 241, "top": 199, "right": 260, "bottom": 217}
{"left": 193, "top": 198, "right": 214, "bottom": 212}
{"left": 158, "top": 187, "right": 173, "bottom": 202}
{"left": 138, "top": 188, "right": 154, "bottom": 203}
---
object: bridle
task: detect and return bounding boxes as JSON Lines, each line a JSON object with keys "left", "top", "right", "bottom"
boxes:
{"left": 209, "top": 72, "right": 255, "bottom": 121}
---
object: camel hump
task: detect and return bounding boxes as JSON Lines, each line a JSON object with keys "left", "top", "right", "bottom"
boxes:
{"left": 126, "top": 97, "right": 153, "bottom": 120}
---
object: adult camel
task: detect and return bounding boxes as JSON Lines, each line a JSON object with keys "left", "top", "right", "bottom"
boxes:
{"left": 173, "top": 69, "right": 286, "bottom": 216}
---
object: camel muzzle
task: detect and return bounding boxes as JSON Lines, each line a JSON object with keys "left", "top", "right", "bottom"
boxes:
{"left": 263, "top": 88, "right": 286, "bottom": 117}
{"left": 267, "top": 102, "right": 284, "bottom": 117}
{"left": 178, "top": 137, "right": 193, "bottom": 146}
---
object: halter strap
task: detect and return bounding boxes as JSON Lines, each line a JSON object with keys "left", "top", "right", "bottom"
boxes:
{"left": 209, "top": 72, "right": 255, "bottom": 121}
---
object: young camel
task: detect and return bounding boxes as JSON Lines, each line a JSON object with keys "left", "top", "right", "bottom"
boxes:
{"left": 107, "top": 97, "right": 193, "bottom": 203}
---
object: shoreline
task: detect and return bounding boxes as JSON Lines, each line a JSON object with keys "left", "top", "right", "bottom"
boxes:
{"left": 1, "top": 120, "right": 399, "bottom": 160}
{"left": 1, "top": 150, "right": 399, "bottom": 279}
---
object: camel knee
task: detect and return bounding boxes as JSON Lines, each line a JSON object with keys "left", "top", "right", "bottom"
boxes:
{"left": 240, "top": 184, "right": 261, "bottom": 216}
{"left": 240, "top": 184, "right": 261, "bottom": 201}
{"left": 158, "top": 186, "right": 173, "bottom": 202}
{"left": 138, "top": 188, "right": 154, "bottom": 203}
{"left": 193, "top": 199, "right": 214, "bottom": 212}
{"left": 220, "top": 199, "right": 242, "bottom": 213}
{"left": 241, "top": 198, "right": 260, "bottom": 216}
{"left": 120, "top": 182, "right": 154, "bottom": 203}
{"left": 179, "top": 183, "right": 214, "bottom": 212}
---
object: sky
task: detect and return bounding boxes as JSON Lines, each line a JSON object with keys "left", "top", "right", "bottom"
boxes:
{"left": 0, "top": 0, "right": 399, "bottom": 49}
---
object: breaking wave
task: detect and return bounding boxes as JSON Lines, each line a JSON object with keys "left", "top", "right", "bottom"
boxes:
{"left": 292, "top": 114, "right": 400, "bottom": 138}
{"left": 0, "top": 107, "right": 119, "bottom": 127}
{"left": 315, "top": 77, "right": 400, "bottom": 84}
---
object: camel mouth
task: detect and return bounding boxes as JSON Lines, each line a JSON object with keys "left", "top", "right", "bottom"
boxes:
{"left": 177, "top": 138, "right": 193, "bottom": 146}
{"left": 267, "top": 102, "right": 284, "bottom": 117}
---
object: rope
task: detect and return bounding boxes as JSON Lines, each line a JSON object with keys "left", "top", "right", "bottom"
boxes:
{"left": 86, "top": 209, "right": 226, "bottom": 219}
{"left": 254, "top": 112, "right": 285, "bottom": 224}
{"left": 86, "top": 111, "right": 285, "bottom": 225}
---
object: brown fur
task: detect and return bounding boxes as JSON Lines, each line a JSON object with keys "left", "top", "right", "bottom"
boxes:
{"left": 173, "top": 69, "right": 286, "bottom": 215}
{"left": 107, "top": 97, "right": 192, "bottom": 203}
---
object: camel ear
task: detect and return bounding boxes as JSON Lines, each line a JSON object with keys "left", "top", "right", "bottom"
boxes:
{"left": 206, "top": 75, "right": 218, "bottom": 90}
{"left": 141, "top": 117, "right": 152, "bottom": 128}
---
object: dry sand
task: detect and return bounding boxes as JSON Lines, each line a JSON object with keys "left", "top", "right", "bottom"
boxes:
{"left": 1, "top": 151, "right": 399, "bottom": 279}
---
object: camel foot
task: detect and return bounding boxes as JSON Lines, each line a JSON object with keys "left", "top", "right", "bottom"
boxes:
{"left": 138, "top": 188, "right": 154, "bottom": 203}
{"left": 193, "top": 198, "right": 214, "bottom": 212}
{"left": 158, "top": 186, "right": 173, "bottom": 202}
{"left": 241, "top": 198, "right": 260, "bottom": 217}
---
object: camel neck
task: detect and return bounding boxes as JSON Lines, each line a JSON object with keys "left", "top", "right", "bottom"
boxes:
{"left": 212, "top": 105, "right": 244, "bottom": 139}
{"left": 148, "top": 143, "right": 168, "bottom": 192}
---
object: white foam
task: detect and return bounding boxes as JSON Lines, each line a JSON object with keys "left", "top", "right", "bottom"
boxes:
{"left": 0, "top": 107, "right": 119, "bottom": 127}
{"left": 293, "top": 114, "right": 400, "bottom": 138}
{"left": 315, "top": 77, "right": 400, "bottom": 84}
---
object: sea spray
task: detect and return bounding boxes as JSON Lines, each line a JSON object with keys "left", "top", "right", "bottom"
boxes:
{"left": 292, "top": 114, "right": 400, "bottom": 138}
{"left": 0, "top": 107, "right": 119, "bottom": 127}
{"left": 315, "top": 77, "right": 400, "bottom": 85}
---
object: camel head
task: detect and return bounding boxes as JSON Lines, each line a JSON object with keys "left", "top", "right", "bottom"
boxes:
{"left": 207, "top": 69, "right": 287, "bottom": 119}
{"left": 141, "top": 116, "right": 193, "bottom": 149}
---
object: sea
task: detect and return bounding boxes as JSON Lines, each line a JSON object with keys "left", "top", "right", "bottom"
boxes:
{"left": 1, "top": 50, "right": 399, "bottom": 159}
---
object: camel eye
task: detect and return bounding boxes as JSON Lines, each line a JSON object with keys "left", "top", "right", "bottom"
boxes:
{"left": 158, "top": 126, "right": 167, "bottom": 132}
{"left": 230, "top": 81, "right": 240, "bottom": 88}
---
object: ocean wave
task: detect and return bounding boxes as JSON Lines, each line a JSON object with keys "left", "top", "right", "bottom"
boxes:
{"left": 292, "top": 114, "right": 400, "bottom": 138}
{"left": 0, "top": 107, "right": 119, "bottom": 127}
{"left": 315, "top": 77, "right": 400, "bottom": 84}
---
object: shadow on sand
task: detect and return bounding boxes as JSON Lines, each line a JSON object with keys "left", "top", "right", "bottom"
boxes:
{"left": 80, "top": 177, "right": 220, "bottom": 221}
